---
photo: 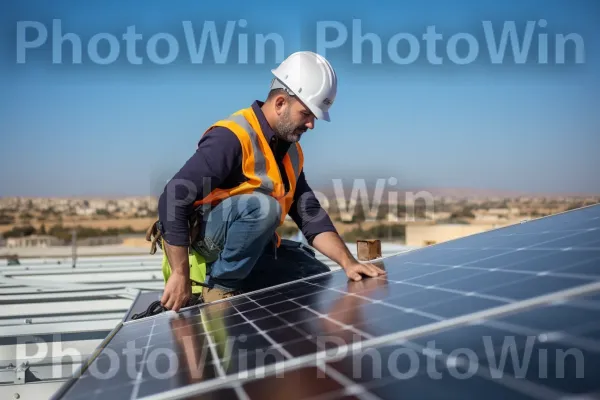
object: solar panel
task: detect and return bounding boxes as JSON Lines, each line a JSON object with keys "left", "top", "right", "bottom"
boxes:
{"left": 51, "top": 204, "right": 600, "bottom": 400}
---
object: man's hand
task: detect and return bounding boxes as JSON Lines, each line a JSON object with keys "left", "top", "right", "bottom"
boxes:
{"left": 343, "top": 260, "right": 386, "bottom": 281}
{"left": 161, "top": 241, "right": 192, "bottom": 312}
{"left": 161, "top": 271, "right": 191, "bottom": 312}
{"left": 311, "top": 231, "right": 387, "bottom": 282}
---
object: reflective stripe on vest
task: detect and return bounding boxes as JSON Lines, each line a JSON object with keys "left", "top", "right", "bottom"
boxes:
{"left": 228, "top": 112, "right": 275, "bottom": 195}
{"left": 193, "top": 107, "right": 303, "bottom": 225}
{"left": 287, "top": 142, "right": 300, "bottom": 179}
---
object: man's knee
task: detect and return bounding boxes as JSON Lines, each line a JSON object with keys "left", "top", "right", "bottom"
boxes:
{"left": 231, "top": 193, "right": 281, "bottom": 228}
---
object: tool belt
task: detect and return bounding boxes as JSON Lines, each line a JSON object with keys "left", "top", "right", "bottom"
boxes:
{"left": 145, "top": 211, "right": 203, "bottom": 255}
{"left": 145, "top": 219, "right": 163, "bottom": 255}
{"left": 145, "top": 211, "right": 209, "bottom": 296}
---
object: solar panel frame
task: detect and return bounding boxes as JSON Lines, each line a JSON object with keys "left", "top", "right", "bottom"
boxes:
{"left": 51, "top": 204, "right": 600, "bottom": 400}
{"left": 125, "top": 281, "right": 600, "bottom": 400}
{"left": 50, "top": 319, "right": 125, "bottom": 400}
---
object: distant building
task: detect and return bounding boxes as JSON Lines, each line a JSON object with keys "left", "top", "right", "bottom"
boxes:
{"left": 429, "top": 211, "right": 452, "bottom": 221}
{"left": 76, "top": 236, "right": 123, "bottom": 246}
{"left": 473, "top": 214, "right": 505, "bottom": 222}
{"left": 405, "top": 223, "right": 508, "bottom": 247}
{"left": 487, "top": 208, "right": 511, "bottom": 215}
{"left": 6, "top": 235, "right": 63, "bottom": 248}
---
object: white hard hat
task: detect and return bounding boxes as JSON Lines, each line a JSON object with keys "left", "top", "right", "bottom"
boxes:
{"left": 270, "top": 51, "right": 337, "bottom": 122}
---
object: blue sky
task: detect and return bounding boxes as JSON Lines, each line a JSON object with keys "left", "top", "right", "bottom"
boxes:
{"left": 1, "top": 0, "right": 599, "bottom": 197}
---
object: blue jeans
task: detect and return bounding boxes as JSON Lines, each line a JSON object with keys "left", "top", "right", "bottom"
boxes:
{"left": 191, "top": 193, "right": 330, "bottom": 292}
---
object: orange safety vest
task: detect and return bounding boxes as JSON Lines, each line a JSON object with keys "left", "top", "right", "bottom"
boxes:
{"left": 192, "top": 106, "right": 304, "bottom": 246}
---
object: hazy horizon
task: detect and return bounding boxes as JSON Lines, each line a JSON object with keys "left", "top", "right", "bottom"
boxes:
{"left": 2, "top": 182, "right": 599, "bottom": 200}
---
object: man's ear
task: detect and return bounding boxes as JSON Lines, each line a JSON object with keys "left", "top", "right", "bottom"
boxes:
{"left": 274, "top": 95, "right": 287, "bottom": 114}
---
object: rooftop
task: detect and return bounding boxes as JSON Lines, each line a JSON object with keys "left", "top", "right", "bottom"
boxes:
{"left": 0, "top": 242, "right": 413, "bottom": 400}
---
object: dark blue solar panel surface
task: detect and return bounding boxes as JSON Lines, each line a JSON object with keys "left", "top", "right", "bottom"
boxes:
{"left": 52, "top": 204, "right": 600, "bottom": 400}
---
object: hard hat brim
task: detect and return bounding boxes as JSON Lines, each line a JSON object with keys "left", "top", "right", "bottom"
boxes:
{"left": 297, "top": 95, "right": 331, "bottom": 122}
{"left": 270, "top": 69, "right": 332, "bottom": 122}
{"left": 312, "top": 108, "right": 330, "bottom": 122}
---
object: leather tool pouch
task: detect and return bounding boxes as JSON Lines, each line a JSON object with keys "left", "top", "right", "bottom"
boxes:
{"left": 145, "top": 207, "right": 205, "bottom": 255}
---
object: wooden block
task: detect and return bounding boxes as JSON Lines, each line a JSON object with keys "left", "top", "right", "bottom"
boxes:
{"left": 356, "top": 239, "right": 382, "bottom": 261}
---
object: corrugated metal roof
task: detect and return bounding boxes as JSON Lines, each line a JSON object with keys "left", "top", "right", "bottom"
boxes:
{"left": 0, "top": 242, "right": 414, "bottom": 400}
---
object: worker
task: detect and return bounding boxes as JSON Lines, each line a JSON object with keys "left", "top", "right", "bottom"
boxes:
{"left": 151, "top": 51, "right": 386, "bottom": 311}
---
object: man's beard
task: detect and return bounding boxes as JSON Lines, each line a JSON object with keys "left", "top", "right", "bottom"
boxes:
{"left": 273, "top": 107, "right": 306, "bottom": 142}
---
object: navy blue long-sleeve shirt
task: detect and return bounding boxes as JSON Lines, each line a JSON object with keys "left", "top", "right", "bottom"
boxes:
{"left": 157, "top": 101, "right": 338, "bottom": 247}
